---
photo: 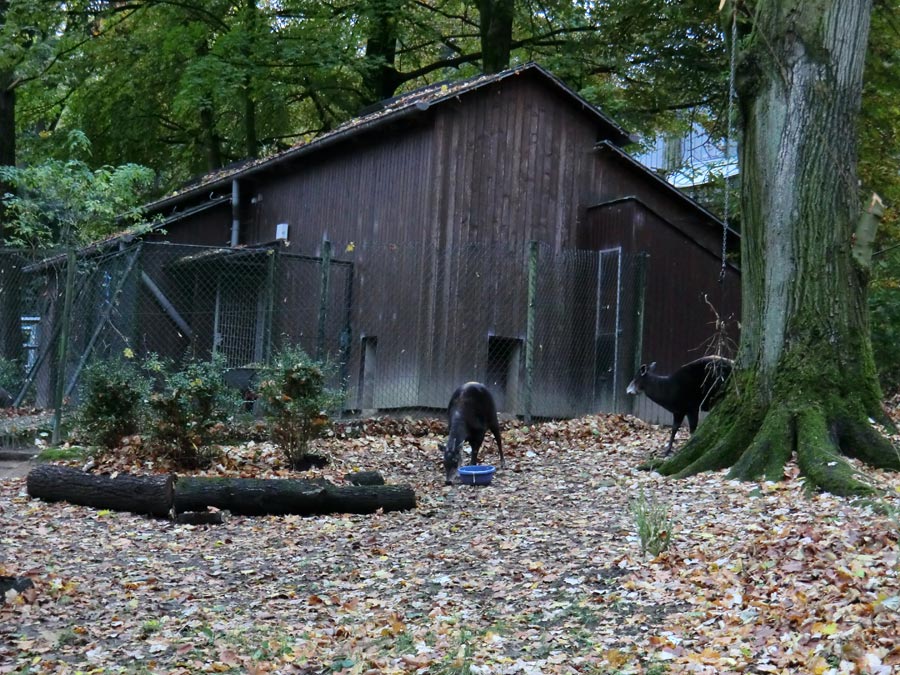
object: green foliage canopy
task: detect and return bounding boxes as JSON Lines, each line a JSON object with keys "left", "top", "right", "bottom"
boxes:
{"left": 0, "top": 131, "right": 154, "bottom": 247}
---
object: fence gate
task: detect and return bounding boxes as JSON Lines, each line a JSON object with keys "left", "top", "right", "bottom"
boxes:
{"left": 213, "top": 279, "right": 267, "bottom": 367}
{"left": 593, "top": 247, "right": 623, "bottom": 411}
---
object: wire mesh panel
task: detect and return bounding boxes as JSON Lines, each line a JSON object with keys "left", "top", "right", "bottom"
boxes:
{"left": 62, "top": 247, "right": 144, "bottom": 400}
{"left": 0, "top": 249, "right": 50, "bottom": 406}
{"left": 347, "top": 242, "right": 430, "bottom": 410}
{"left": 330, "top": 240, "right": 640, "bottom": 419}
{"left": 593, "top": 248, "right": 624, "bottom": 412}
{"left": 3, "top": 238, "right": 646, "bottom": 421}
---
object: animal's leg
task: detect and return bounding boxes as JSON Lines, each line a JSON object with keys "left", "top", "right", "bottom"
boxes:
{"left": 470, "top": 438, "right": 482, "bottom": 466}
{"left": 665, "top": 413, "right": 685, "bottom": 455}
{"left": 687, "top": 409, "right": 699, "bottom": 433}
{"left": 490, "top": 423, "right": 505, "bottom": 468}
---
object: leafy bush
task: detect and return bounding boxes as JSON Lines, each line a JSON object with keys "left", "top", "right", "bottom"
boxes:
{"left": 147, "top": 355, "right": 241, "bottom": 468}
{"left": 75, "top": 358, "right": 150, "bottom": 450}
{"left": 630, "top": 489, "right": 674, "bottom": 557}
{"left": 870, "top": 250, "right": 900, "bottom": 393}
{"left": 0, "top": 356, "right": 22, "bottom": 394}
{"left": 257, "top": 346, "right": 342, "bottom": 469}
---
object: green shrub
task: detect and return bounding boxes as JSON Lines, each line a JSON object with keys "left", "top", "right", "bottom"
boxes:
{"left": 147, "top": 354, "right": 241, "bottom": 468}
{"left": 75, "top": 358, "right": 150, "bottom": 450}
{"left": 870, "top": 252, "right": 900, "bottom": 393}
{"left": 257, "top": 346, "right": 342, "bottom": 469}
{"left": 0, "top": 356, "right": 22, "bottom": 402}
{"left": 630, "top": 488, "right": 674, "bottom": 557}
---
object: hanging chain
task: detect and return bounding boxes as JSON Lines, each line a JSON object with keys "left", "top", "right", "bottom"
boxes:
{"left": 720, "top": 7, "right": 738, "bottom": 283}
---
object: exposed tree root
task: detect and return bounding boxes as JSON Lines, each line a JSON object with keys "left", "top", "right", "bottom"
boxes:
{"left": 654, "top": 391, "right": 899, "bottom": 496}
{"left": 728, "top": 407, "right": 793, "bottom": 482}
{"left": 656, "top": 396, "right": 761, "bottom": 478}
{"left": 834, "top": 411, "right": 900, "bottom": 470}
{"left": 796, "top": 407, "right": 874, "bottom": 497}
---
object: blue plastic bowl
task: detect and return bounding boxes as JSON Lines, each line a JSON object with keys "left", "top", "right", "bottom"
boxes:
{"left": 458, "top": 465, "right": 496, "bottom": 486}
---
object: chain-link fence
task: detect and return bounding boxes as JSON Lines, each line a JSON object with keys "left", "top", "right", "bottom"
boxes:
{"left": 0, "top": 240, "right": 647, "bottom": 421}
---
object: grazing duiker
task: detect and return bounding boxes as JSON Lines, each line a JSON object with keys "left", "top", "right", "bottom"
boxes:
{"left": 439, "top": 382, "right": 504, "bottom": 484}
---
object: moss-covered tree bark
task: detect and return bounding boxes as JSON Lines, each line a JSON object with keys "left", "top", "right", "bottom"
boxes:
{"left": 658, "top": 0, "right": 900, "bottom": 495}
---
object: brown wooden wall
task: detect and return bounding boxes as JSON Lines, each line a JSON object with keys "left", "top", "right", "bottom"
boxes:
{"left": 414, "top": 77, "right": 605, "bottom": 411}
{"left": 153, "top": 202, "right": 233, "bottom": 247}
{"left": 218, "top": 74, "right": 616, "bottom": 413}
{"left": 588, "top": 145, "right": 733, "bottom": 258}
{"left": 583, "top": 198, "right": 740, "bottom": 423}
{"left": 142, "top": 72, "right": 740, "bottom": 419}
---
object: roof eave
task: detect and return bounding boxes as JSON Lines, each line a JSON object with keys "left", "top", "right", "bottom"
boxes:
{"left": 593, "top": 140, "right": 740, "bottom": 241}
{"left": 145, "top": 104, "right": 429, "bottom": 214}
{"left": 148, "top": 64, "right": 633, "bottom": 214}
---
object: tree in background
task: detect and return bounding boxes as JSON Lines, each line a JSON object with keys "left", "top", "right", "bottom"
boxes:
{"left": 862, "top": 3, "right": 900, "bottom": 392}
{"left": 0, "top": 1, "right": 123, "bottom": 193}
{"left": 0, "top": 131, "right": 153, "bottom": 248}
{"left": 6, "top": 0, "right": 733, "bottom": 194}
{"left": 657, "top": 0, "right": 900, "bottom": 495}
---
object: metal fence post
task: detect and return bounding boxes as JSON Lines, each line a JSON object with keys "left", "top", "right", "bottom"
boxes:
{"left": 316, "top": 239, "right": 332, "bottom": 361}
{"left": 338, "top": 262, "right": 354, "bottom": 404}
{"left": 630, "top": 252, "right": 649, "bottom": 409}
{"left": 523, "top": 240, "right": 539, "bottom": 423}
{"left": 51, "top": 248, "right": 77, "bottom": 445}
{"left": 263, "top": 247, "right": 277, "bottom": 363}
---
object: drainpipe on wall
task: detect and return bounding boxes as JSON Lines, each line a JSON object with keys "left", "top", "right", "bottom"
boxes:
{"left": 230, "top": 179, "right": 240, "bottom": 247}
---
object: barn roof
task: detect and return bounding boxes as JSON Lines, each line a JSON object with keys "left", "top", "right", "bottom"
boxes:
{"left": 593, "top": 140, "right": 740, "bottom": 250}
{"left": 146, "top": 63, "right": 633, "bottom": 214}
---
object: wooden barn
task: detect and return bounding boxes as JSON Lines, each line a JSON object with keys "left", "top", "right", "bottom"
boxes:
{"left": 120, "top": 62, "right": 740, "bottom": 421}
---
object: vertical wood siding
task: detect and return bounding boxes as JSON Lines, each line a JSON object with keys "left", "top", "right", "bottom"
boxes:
{"left": 144, "top": 72, "right": 739, "bottom": 419}
{"left": 584, "top": 199, "right": 740, "bottom": 424}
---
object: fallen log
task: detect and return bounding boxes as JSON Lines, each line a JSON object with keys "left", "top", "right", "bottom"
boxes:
{"left": 26, "top": 465, "right": 174, "bottom": 518}
{"left": 26, "top": 466, "right": 416, "bottom": 517}
{"left": 174, "top": 477, "right": 326, "bottom": 516}
{"left": 321, "top": 484, "right": 415, "bottom": 514}
{"left": 174, "top": 476, "right": 415, "bottom": 515}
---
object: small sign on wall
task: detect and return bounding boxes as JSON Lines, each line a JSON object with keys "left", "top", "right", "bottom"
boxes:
{"left": 276, "top": 223, "right": 289, "bottom": 240}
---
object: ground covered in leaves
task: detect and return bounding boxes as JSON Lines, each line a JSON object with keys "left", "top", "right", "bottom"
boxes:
{"left": 2, "top": 412, "right": 899, "bottom": 675}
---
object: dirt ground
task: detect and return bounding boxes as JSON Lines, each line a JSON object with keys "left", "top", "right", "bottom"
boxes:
{"left": 1, "top": 414, "right": 899, "bottom": 675}
{"left": 0, "top": 457, "right": 35, "bottom": 480}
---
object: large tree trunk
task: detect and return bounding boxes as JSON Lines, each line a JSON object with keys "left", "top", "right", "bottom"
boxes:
{"left": 199, "top": 104, "right": 223, "bottom": 171}
{"left": 0, "top": 0, "right": 23, "bottom": 365}
{"left": 658, "top": 0, "right": 900, "bottom": 495}
{"left": 0, "top": 75, "right": 13, "bottom": 206}
{"left": 479, "top": 0, "right": 514, "bottom": 74}
{"left": 362, "top": 0, "right": 404, "bottom": 103}
{"left": 0, "top": 2, "right": 14, "bottom": 200}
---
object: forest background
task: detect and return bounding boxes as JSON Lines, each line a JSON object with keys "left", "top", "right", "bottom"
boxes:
{"left": 1, "top": 0, "right": 899, "bottom": 388}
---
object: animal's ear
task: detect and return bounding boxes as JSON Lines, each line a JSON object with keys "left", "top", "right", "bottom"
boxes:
{"left": 639, "top": 364, "right": 648, "bottom": 376}
{"left": 648, "top": 362, "right": 657, "bottom": 372}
